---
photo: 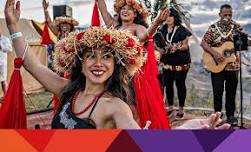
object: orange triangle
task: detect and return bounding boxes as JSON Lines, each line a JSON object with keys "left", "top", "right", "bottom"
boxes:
{"left": 17, "top": 130, "right": 55, "bottom": 152}
{"left": 0, "top": 130, "right": 37, "bottom": 152}
{"left": 44, "top": 130, "right": 121, "bottom": 152}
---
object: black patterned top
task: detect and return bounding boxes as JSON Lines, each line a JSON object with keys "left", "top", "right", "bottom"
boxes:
{"left": 158, "top": 24, "right": 192, "bottom": 66}
{"left": 51, "top": 94, "right": 101, "bottom": 129}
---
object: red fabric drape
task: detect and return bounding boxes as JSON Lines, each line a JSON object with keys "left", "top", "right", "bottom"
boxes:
{"left": 0, "top": 58, "right": 27, "bottom": 129}
{"left": 91, "top": 0, "right": 100, "bottom": 26}
{"left": 41, "top": 21, "right": 53, "bottom": 45}
{"left": 52, "top": 71, "right": 71, "bottom": 114}
{"left": 52, "top": 95, "right": 60, "bottom": 114}
{"left": 133, "top": 36, "right": 170, "bottom": 129}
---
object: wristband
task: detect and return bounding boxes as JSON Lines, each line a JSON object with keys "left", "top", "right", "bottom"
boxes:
{"left": 10, "top": 32, "right": 22, "bottom": 40}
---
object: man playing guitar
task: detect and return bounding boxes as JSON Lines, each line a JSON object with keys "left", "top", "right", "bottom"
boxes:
{"left": 201, "top": 4, "right": 244, "bottom": 126}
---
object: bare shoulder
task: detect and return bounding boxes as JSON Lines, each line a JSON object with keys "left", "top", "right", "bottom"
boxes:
{"left": 136, "top": 24, "right": 147, "bottom": 30}
{"left": 102, "top": 96, "right": 140, "bottom": 129}
{"left": 102, "top": 95, "right": 129, "bottom": 108}
{"left": 101, "top": 95, "right": 131, "bottom": 113}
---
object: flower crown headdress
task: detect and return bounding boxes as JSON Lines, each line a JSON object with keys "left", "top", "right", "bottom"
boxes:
{"left": 53, "top": 27, "right": 144, "bottom": 76}
{"left": 54, "top": 16, "right": 79, "bottom": 27}
{"left": 114, "top": 0, "right": 149, "bottom": 19}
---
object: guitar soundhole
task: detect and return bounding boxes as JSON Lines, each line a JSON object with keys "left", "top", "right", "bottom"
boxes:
{"left": 224, "top": 49, "right": 234, "bottom": 57}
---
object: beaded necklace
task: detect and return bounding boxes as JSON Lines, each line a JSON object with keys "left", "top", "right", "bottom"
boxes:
{"left": 72, "top": 90, "right": 104, "bottom": 116}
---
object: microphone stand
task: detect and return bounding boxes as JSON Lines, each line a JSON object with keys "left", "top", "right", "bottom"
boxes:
{"left": 238, "top": 36, "right": 244, "bottom": 128}
{"left": 235, "top": 31, "right": 249, "bottom": 129}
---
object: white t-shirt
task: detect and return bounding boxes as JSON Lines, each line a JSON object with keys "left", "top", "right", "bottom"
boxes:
{"left": 0, "top": 35, "right": 12, "bottom": 65}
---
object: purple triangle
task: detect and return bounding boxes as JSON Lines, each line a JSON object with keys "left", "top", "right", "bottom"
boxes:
{"left": 127, "top": 130, "right": 204, "bottom": 152}
{"left": 192, "top": 130, "right": 234, "bottom": 152}
{"left": 106, "top": 130, "right": 142, "bottom": 152}
{"left": 214, "top": 130, "right": 251, "bottom": 152}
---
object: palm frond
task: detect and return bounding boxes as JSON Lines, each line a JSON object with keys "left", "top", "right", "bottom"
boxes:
{"left": 169, "top": 1, "right": 191, "bottom": 21}
{"left": 151, "top": 0, "right": 167, "bottom": 21}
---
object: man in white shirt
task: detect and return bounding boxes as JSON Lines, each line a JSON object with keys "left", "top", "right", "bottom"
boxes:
{"left": 0, "top": 29, "right": 12, "bottom": 95}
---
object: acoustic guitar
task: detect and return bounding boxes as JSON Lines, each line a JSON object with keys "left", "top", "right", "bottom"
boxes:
{"left": 203, "top": 41, "right": 236, "bottom": 73}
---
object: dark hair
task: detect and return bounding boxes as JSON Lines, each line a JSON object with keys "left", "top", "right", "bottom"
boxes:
{"left": 220, "top": 4, "right": 232, "bottom": 11}
{"left": 169, "top": 8, "right": 182, "bottom": 26}
{"left": 56, "top": 48, "right": 131, "bottom": 113}
{"left": 117, "top": 8, "right": 149, "bottom": 28}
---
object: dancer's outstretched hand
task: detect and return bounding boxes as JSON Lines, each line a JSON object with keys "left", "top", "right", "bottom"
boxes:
{"left": 176, "top": 112, "right": 231, "bottom": 129}
{"left": 155, "top": 8, "right": 169, "bottom": 25}
{"left": 4, "top": 0, "right": 20, "bottom": 32}
{"left": 42, "top": 0, "right": 49, "bottom": 10}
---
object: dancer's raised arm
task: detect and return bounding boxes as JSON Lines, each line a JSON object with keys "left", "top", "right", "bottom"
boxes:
{"left": 42, "top": 0, "right": 58, "bottom": 35}
{"left": 97, "top": 0, "right": 118, "bottom": 27}
{"left": 137, "top": 8, "right": 169, "bottom": 42}
{"left": 5, "top": 0, "right": 68, "bottom": 96}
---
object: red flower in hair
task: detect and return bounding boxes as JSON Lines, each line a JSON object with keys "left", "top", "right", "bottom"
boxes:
{"left": 63, "top": 44, "right": 67, "bottom": 52}
{"left": 137, "top": 46, "right": 143, "bottom": 55}
{"left": 103, "top": 34, "right": 113, "bottom": 44}
{"left": 126, "top": 0, "right": 135, "bottom": 5}
{"left": 76, "top": 32, "right": 85, "bottom": 40}
{"left": 129, "top": 58, "right": 135, "bottom": 64}
{"left": 126, "top": 38, "right": 135, "bottom": 48}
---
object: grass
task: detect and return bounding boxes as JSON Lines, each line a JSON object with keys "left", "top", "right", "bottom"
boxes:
{"left": 186, "top": 84, "right": 213, "bottom": 108}
{"left": 25, "top": 91, "right": 53, "bottom": 113}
